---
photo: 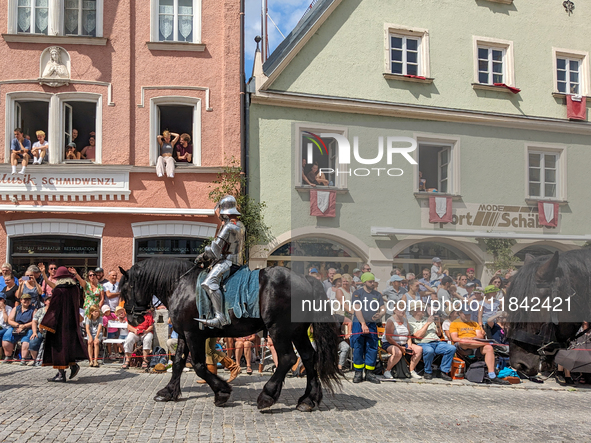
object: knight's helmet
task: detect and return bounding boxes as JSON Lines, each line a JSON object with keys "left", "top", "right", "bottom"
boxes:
{"left": 216, "top": 195, "right": 241, "bottom": 217}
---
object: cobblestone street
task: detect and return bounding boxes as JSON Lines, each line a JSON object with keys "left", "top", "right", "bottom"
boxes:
{"left": 1, "top": 364, "right": 590, "bottom": 442}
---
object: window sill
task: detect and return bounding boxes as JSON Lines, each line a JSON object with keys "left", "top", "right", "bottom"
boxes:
{"left": 63, "top": 160, "right": 96, "bottom": 164}
{"left": 2, "top": 34, "right": 108, "bottom": 45}
{"left": 472, "top": 83, "right": 517, "bottom": 93}
{"left": 414, "top": 192, "right": 462, "bottom": 200}
{"left": 525, "top": 198, "right": 569, "bottom": 206}
{"left": 479, "top": 0, "right": 513, "bottom": 4}
{"left": 131, "top": 166, "right": 224, "bottom": 174}
{"left": 552, "top": 92, "right": 591, "bottom": 100}
{"left": 146, "top": 41, "right": 206, "bottom": 52}
{"left": 383, "top": 73, "right": 434, "bottom": 84}
{"left": 295, "top": 186, "right": 349, "bottom": 194}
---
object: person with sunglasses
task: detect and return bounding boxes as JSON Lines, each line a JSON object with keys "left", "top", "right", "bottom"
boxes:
{"left": 0, "top": 263, "right": 18, "bottom": 293}
{"left": 38, "top": 263, "right": 58, "bottom": 299}
{"left": 70, "top": 268, "right": 104, "bottom": 316}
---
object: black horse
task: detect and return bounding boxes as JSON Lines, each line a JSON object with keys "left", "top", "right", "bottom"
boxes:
{"left": 119, "top": 257, "right": 341, "bottom": 411}
{"left": 507, "top": 249, "right": 591, "bottom": 376}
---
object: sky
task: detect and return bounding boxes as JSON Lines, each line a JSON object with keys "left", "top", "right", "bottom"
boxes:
{"left": 244, "top": 0, "right": 312, "bottom": 77}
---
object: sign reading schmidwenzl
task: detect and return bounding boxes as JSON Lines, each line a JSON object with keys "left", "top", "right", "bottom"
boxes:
{"left": 421, "top": 203, "right": 559, "bottom": 232}
{"left": 0, "top": 171, "right": 128, "bottom": 193}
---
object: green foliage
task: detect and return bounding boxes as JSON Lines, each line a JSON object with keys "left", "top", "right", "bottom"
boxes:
{"left": 483, "top": 238, "right": 519, "bottom": 272}
{"left": 208, "top": 157, "right": 272, "bottom": 252}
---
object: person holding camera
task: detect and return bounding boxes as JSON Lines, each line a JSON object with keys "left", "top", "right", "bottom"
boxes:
{"left": 408, "top": 302, "right": 456, "bottom": 381}
{"left": 16, "top": 267, "right": 43, "bottom": 309}
{"left": 351, "top": 272, "right": 386, "bottom": 384}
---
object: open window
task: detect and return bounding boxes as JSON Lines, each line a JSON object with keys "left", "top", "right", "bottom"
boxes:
{"left": 63, "top": 101, "right": 97, "bottom": 161}
{"left": 150, "top": 96, "right": 202, "bottom": 166}
{"left": 14, "top": 100, "right": 49, "bottom": 142}
{"left": 417, "top": 142, "right": 454, "bottom": 194}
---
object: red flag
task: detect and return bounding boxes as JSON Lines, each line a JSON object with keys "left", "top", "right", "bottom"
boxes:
{"left": 538, "top": 201, "right": 559, "bottom": 227}
{"left": 493, "top": 83, "right": 521, "bottom": 94}
{"left": 429, "top": 196, "right": 452, "bottom": 223}
{"left": 567, "top": 95, "right": 587, "bottom": 120}
{"left": 310, "top": 190, "right": 336, "bottom": 217}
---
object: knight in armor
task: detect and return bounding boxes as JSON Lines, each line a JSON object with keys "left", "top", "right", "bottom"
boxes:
{"left": 195, "top": 195, "right": 246, "bottom": 329}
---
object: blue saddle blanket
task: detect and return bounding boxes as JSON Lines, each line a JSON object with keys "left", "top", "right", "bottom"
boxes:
{"left": 196, "top": 266, "right": 261, "bottom": 320}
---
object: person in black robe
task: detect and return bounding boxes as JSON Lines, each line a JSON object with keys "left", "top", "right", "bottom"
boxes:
{"left": 40, "top": 266, "right": 88, "bottom": 382}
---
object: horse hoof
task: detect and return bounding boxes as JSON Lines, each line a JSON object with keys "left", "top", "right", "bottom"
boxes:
{"left": 214, "top": 391, "right": 231, "bottom": 407}
{"left": 296, "top": 401, "right": 315, "bottom": 412}
{"left": 257, "top": 392, "right": 276, "bottom": 410}
{"left": 154, "top": 395, "right": 171, "bottom": 402}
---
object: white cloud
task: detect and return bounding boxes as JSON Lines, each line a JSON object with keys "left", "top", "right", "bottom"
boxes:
{"left": 245, "top": 0, "right": 311, "bottom": 76}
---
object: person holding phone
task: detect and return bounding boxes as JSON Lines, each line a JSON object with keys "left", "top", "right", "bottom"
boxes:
{"left": 16, "top": 267, "right": 43, "bottom": 309}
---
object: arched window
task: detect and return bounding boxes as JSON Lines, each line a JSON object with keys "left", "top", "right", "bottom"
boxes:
{"left": 268, "top": 237, "right": 362, "bottom": 276}
{"left": 393, "top": 241, "right": 476, "bottom": 277}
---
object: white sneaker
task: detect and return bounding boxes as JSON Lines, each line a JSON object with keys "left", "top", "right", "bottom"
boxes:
{"left": 157, "top": 173, "right": 163, "bottom": 178}
{"left": 383, "top": 370, "right": 394, "bottom": 379}
{"left": 11, "top": 167, "right": 16, "bottom": 175}
{"left": 410, "top": 370, "right": 423, "bottom": 379}
{"left": 37, "top": 158, "right": 43, "bottom": 165}
{"left": 18, "top": 168, "right": 26, "bottom": 175}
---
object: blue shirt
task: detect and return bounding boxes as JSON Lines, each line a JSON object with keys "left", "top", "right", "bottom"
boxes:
{"left": 0, "top": 276, "right": 18, "bottom": 293}
{"left": 352, "top": 288, "right": 384, "bottom": 323}
{"left": 11, "top": 138, "right": 31, "bottom": 152}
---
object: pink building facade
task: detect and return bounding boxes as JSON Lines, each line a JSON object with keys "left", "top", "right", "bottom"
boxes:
{"left": 0, "top": 0, "right": 241, "bottom": 276}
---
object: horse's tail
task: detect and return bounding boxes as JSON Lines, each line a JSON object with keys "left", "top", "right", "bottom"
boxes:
{"left": 306, "top": 275, "right": 343, "bottom": 393}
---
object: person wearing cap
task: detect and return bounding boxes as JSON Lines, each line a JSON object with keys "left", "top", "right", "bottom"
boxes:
{"left": 1, "top": 292, "right": 34, "bottom": 364}
{"left": 430, "top": 257, "right": 443, "bottom": 283}
{"left": 408, "top": 302, "right": 456, "bottom": 381}
{"left": 478, "top": 285, "right": 502, "bottom": 328}
{"left": 40, "top": 266, "right": 88, "bottom": 382}
{"left": 351, "top": 272, "right": 385, "bottom": 384}
{"left": 466, "top": 268, "right": 481, "bottom": 287}
{"left": 352, "top": 268, "right": 362, "bottom": 287}
{"left": 95, "top": 267, "right": 107, "bottom": 286}
{"left": 383, "top": 275, "right": 406, "bottom": 316}
{"left": 449, "top": 307, "right": 510, "bottom": 385}
{"left": 322, "top": 268, "right": 337, "bottom": 293}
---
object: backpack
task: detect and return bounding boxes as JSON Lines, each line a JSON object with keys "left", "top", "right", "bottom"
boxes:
{"left": 465, "top": 361, "right": 487, "bottom": 383}
{"left": 391, "top": 358, "right": 411, "bottom": 379}
{"left": 150, "top": 346, "right": 168, "bottom": 368}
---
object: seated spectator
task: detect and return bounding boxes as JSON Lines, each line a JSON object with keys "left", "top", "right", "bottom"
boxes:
{"left": 304, "top": 162, "right": 328, "bottom": 186}
{"left": 156, "top": 130, "right": 180, "bottom": 178}
{"left": 408, "top": 303, "right": 456, "bottom": 381}
{"left": 419, "top": 170, "right": 427, "bottom": 191}
{"left": 29, "top": 295, "right": 51, "bottom": 365}
{"left": 0, "top": 263, "right": 18, "bottom": 293}
{"left": 167, "top": 318, "right": 178, "bottom": 356}
{"left": 115, "top": 306, "right": 127, "bottom": 355}
{"left": 175, "top": 133, "right": 193, "bottom": 163}
{"left": 441, "top": 309, "right": 460, "bottom": 343}
{"left": 485, "top": 311, "right": 508, "bottom": 343}
{"left": 101, "top": 305, "right": 119, "bottom": 358}
{"left": 16, "top": 267, "right": 43, "bottom": 309}
{"left": 102, "top": 270, "right": 121, "bottom": 311}
{"left": 31, "top": 130, "right": 49, "bottom": 164}
{"left": 10, "top": 128, "right": 31, "bottom": 175}
{"left": 0, "top": 293, "right": 13, "bottom": 349}
{"left": 1, "top": 293, "right": 34, "bottom": 364}
{"left": 80, "top": 135, "right": 96, "bottom": 160}
{"left": 65, "top": 143, "right": 81, "bottom": 160}
{"left": 449, "top": 308, "right": 510, "bottom": 385}
{"left": 85, "top": 305, "right": 103, "bottom": 367}
{"left": 71, "top": 128, "right": 78, "bottom": 146}
{"left": 122, "top": 310, "right": 154, "bottom": 370}
{"left": 234, "top": 334, "right": 256, "bottom": 374}
{"left": 382, "top": 307, "right": 422, "bottom": 379}
{"left": 2, "top": 275, "right": 19, "bottom": 309}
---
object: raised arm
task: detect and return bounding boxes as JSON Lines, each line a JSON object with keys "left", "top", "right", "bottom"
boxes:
{"left": 68, "top": 267, "right": 86, "bottom": 287}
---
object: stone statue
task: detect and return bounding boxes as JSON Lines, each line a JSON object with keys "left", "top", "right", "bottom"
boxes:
{"left": 40, "top": 46, "right": 70, "bottom": 87}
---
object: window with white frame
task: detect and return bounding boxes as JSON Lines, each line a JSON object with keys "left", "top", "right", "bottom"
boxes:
{"left": 528, "top": 151, "right": 560, "bottom": 199}
{"left": 478, "top": 46, "right": 504, "bottom": 85}
{"left": 151, "top": 0, "right": 201, "bottom": 43}
{"left": 17, "top": 0, "right": 49, "bottom": 34}
{"left": 9, "top": 0, "right": 103, "bottom": 37}
{"left": 556, "top": 56, "right": 581, "bottom": 95}
{"left": 64, "top": 0, "right": 97, "bottom": 37}
{"left": 297, "top": 126, "right": 347, "bottom": 189}
{"left": 384, "top": 24, "right": 430, "bottom": 78}
{"left": 390, "top": 35, "right": 420, "bottom": 76}
{"left": 473, "top": 37, "right": 514, "bottom": 87}
{"left": 417, "top": 143, "right": 455, "bottom": 194}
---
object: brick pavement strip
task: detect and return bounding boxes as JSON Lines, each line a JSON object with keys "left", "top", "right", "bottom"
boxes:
{"left": 1, "top": 364, "right": 590, "bottom": 442}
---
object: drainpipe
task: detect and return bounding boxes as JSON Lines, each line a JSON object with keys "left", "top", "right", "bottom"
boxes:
{"left": 240, "top": 0, "right": 247, "bottom": 194}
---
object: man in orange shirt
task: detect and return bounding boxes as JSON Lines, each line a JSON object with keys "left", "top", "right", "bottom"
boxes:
{"left": 449, "top": 308, "right": 509, "bottom": 385}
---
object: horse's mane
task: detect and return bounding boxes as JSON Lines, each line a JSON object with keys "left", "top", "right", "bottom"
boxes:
{"left": 508, "top": 248, "right": 591, "bottom": 331}
{"left": 120, "top": 257, "right": 195, "bottom": 306}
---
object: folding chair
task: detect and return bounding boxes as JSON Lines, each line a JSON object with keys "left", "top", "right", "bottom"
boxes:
{"left": 102, "top": 320, "right": 128, "bottom": 362}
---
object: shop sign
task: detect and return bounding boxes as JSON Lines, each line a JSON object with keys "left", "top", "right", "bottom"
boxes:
{"left": 421, "top": 203, "right": 559, "bottom": 232}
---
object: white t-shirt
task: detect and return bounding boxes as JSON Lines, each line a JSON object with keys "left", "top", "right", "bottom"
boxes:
{"left": 442, "top": 319, "right": 452, "bottom": 344}
{"left": 0, "top": 305, "right": 13, "bottom": 328}
{"left": 102, "top": 281, "right": 120, "bottom": 311}
{"left": 33, "top": 141, "right": 48, "bottom": 150}
{"left": 457, "top": 287, "right": 468, "bottom": 298}
{"left": 383, "top": 317, "right": 409, "bottom": 346}
{"left": 430, "top": 265, "right": 442, "bottom": 282}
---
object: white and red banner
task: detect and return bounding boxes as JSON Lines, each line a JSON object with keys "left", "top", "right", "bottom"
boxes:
{"left": 310, "top": 190, "right": 336, "bottom": 217}
{"left": 538, "top": 201, "right": 559, "bottom": 227}
{"left": 429, "top": 196, "right": 452, "bottom": 223}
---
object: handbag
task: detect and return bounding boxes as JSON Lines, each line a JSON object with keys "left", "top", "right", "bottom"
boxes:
{"left": 391, "top": 358, "right": 411, "bottom": 379}
{"left": 465, "top": 361, "right": 486, "bottom": 383}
